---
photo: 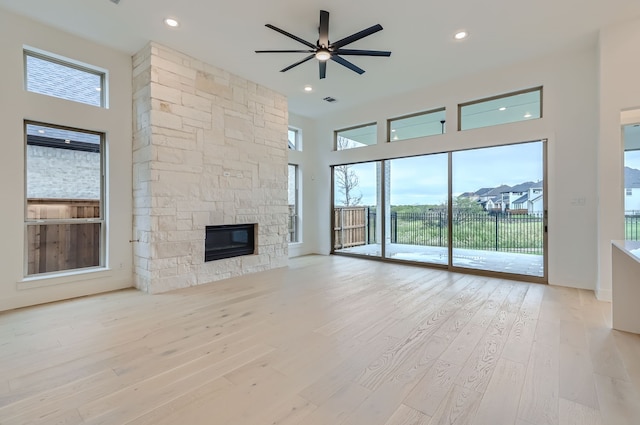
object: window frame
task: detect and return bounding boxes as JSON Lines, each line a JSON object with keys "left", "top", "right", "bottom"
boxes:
{"left": 457, "top": 86, "right": 543, "bottom": 131}
{"left": 23, "top": 120, "right": 106, "bottom": 277}
{"left": 387, "top": 107, "right": 446, "bottom": 142}
{"left": 24, "top": 47, "right": 107, "bottom": 108}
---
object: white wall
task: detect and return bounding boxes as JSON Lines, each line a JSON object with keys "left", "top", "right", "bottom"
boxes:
{"left": 301, "top": 43, "right": 600, "bottom": 291}
{"left": 0, "top": 10, "right": 133, "bottom": 311}
{"left": 597, "top": 17, "right": 640, "bottom": 301}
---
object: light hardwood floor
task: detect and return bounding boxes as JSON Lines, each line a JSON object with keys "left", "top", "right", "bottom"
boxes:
{"left": 1, "top": 255, "right": 640, "bottom": 425}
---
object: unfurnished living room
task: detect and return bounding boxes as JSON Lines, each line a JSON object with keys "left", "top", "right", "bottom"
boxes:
{"left": 1, "top": 0, "right": 640, "bottom": 424}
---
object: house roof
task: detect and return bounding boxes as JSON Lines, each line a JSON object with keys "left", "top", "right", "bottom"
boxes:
{"left": 512, "top": 194, "right": 529, "bottom": 204}
{"left": 2, "top": 1, "right": 639, "bottom": 117}
{"left": 506, "top": 181, "right": 537, "bottom": 192}
{"left": 487, "top": 185, "right": 511, "bottom": 196}
{"left": 474, "top": 187, "right": 493, "bottom": 197}
{"left": 625, "top": 167, "right": 640, "bottom": 188}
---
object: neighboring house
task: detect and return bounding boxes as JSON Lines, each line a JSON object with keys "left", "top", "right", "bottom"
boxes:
{"left": 470, "top": 182, "right": 544, "bottom": 214}
{"left": 625, "top": 167, "right": 640, "bottom": 212}
{"left": 500, "top": 181, "right": 539, "bottom": 212}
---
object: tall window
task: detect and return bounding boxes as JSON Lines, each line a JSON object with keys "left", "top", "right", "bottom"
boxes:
{"left": 288, "top": 164, "right": 300, "bottom": 243}
{"left": 25, "top": 50, "right": 105, "bottom": 107}
{"left": 25, "top": 122, "right": 104, "bottom": 275}
{"left": 624, "top": 123, "right": 640, "bottom": 240}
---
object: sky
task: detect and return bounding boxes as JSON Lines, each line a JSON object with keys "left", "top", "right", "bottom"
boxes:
{"left": 626, "top": 150, "right": 640, "bottom": 170}
{"left": 335, "top": 141, "right": 544, "bottom": 206}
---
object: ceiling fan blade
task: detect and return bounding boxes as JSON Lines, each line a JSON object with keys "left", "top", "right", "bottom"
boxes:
{"left": 335, "top": 49, "right": 391, "bottom": 57}
{"left": 319, "top": 61, "right": 327, "bottom": 79}
{"left": 331, "top": 24, "right": 383, "bottom": 49}
{"left": 280, "top": 54, "right": 315, "bottom": 72}
{"left": 331, "top": 55, "right": 365, "bottom": 75}
{"left": 265, "top": 24, "right": 316, "bottom": 49}
{"left": 319, "top": 10, "right": 329, "bottom": 47}
{"left": 255, "top": 50, "right": 315, "bottom": 53}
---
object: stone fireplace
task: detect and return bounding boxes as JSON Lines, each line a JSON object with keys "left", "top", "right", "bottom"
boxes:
{"left": 132, "top": 43, "right": 288, "bottom": 294}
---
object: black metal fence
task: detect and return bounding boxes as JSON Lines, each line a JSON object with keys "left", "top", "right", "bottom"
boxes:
{"left": 626, "top": 212, "right": 640, "bottom": 241}
{"left": 336, "top": 208, "right": 545, "bottom": 255}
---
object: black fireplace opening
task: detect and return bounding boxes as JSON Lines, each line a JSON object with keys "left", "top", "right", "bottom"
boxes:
{"left": 205, "top": 224, "right": 255, "bottom": 262}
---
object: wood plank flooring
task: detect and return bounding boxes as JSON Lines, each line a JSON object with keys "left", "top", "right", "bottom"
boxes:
{"left": 1, "top": 254, "right": 640, "bottom": 425}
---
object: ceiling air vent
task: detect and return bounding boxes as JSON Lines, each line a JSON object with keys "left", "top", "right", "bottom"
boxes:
{"left": 323, "top": 96, "right": 337, "bottom": 103}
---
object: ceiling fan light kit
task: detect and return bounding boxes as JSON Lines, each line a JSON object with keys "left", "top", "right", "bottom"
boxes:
{"left": 255, "top": 10, "right": 391, "bottom": 79}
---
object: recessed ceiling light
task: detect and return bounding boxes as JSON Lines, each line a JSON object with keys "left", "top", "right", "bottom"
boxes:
{"left": 38, "top": 129, "right": 45, "bottom": 134}
{"left": 524, "top": 112, "right": 532, "bottom": 118}
{"left": 64, "top": 139, "right": 71, "bottom": 144}
{"left": 499, "top": 107, "right": 506, "bottom": 111}
{"left": 454, "top": 31, "right": 468, "bottom": 40}
{"left": 164, "top": 18, "right": 179, "bottom": 28}
{"left": 304, "top": 85, "right": 313, "bottom": 92}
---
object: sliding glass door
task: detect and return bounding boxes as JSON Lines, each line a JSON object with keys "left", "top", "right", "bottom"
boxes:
{"left": 384, "top": 154, "right": 449, "bottom": 265}
{"left": 332, "top": 140, "right": 546, "bottom": 280}
{"left": 333, "top": 161, "right": 381, "bottom": 257}
{"left": 451, "top": 141, "right": 545, "bottom": 277}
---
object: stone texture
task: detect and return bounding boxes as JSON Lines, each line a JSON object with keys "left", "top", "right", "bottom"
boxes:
{"left": 132, "top": 42, "right": 288, "bottom": 294}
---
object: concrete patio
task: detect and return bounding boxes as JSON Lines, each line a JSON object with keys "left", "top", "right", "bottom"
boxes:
{"left": 335, "top": 242, "right": 544, "bottom": 277}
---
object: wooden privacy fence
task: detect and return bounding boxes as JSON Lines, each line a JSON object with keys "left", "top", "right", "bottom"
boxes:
{"left": 26, "top": 199, "right": 101, "bottom": 275}
{"left": 334, "top": 207, "right": 369, "bottom": 250}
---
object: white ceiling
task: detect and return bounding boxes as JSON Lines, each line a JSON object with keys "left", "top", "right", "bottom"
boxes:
{"left": 1, "top": 0, "right": 639, "bottom": 118}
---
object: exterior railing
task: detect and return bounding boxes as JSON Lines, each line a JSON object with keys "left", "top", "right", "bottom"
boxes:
{"left": 334, "top": 208, "right": 545, "bottom": 255}
{"left": 626, "top": 211, "right": 640, "bottom": 241}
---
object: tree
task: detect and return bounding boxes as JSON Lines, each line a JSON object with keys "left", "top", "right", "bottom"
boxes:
{"left": 334, "top": 164, "right": 363, "bottom": 206}
{"left": 453, "top": 196, "right": 485, "bottom": 214}
{"left": 334, "top": 136, "right": 362, "bottom": 206}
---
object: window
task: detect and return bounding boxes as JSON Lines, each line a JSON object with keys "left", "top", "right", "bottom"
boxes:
{"left": 459, "top": 87, "right": 542, "bottom": 131}
{"left": 336, "top": 123, "right": 377, "bottom": 150}
{"left": 25, "top": 122, "right": 104, "bottom": 275}
{"left": 288, "top": 128, "right": 300, "bottom": 150}
{"left": 388, "top": 108, "right": 446, "bottom": 141}
{"left": 288, "top": 164, "right": 300, "bottom": 243}
{"left": 24, "top": 50, "right": 105, "bottom": 107}
{"left": 627, "top": 188, "right": 633, "bottom": 196}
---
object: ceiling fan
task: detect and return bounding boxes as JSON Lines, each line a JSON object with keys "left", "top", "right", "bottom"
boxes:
{"left": 255, "top": 10, "right": 391, "bottom": 79}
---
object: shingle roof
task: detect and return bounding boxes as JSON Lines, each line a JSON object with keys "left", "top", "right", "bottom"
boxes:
{"left": 26, "top": 54, "right": 102, "bottom": 107}
{"left": 625, "top": 167, "right": 640, "bottom": 188}
{"left": 513, "top": 194, "right": 529, "bottom": 205}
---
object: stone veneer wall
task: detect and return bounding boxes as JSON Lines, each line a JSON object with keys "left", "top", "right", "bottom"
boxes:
{"left": 132, "top": 43, "right": 288, "bottom": 294}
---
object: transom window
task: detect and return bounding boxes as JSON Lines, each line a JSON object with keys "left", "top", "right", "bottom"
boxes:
{"left": 459, "top": 87, "right": 542, "bottom": 131}
{"left": 288, "top": 128, "right": 300, "bottom": 150}
{"left": 388, "top": 108, "right": 446, "bottom": 141}
{"left": 336, "top": 123, "right": 377, "bottom": 150}
{"left": 24, "top": 49, "right": 105, "bottom": 107}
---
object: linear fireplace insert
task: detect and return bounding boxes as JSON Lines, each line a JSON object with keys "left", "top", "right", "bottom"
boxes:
{"left": 205, "top": 224, "right": 255, "bottom": 262}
